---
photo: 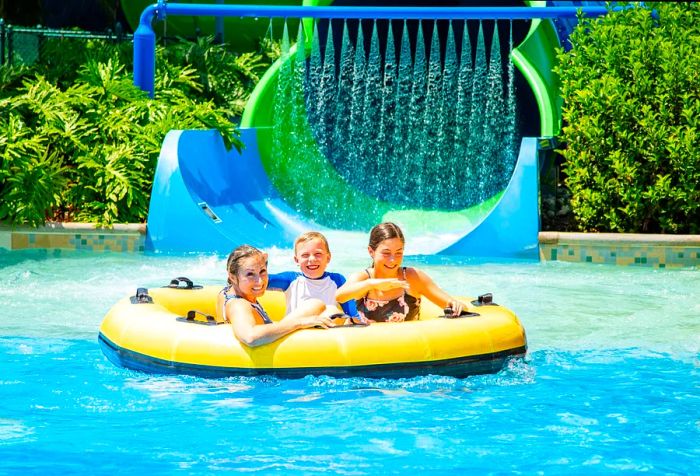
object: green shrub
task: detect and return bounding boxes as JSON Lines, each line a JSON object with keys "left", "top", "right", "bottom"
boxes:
{"left": 0, "top": 47, "right": 237, "bottom": 226}
{"left": 555, "top": 2, "right": 700, "bottom": 233}
{"left": 0, "top": 35, "right": 279, "bottom": 226}
{"left": 160, "top": 36, "right": 281, "bottom": 117}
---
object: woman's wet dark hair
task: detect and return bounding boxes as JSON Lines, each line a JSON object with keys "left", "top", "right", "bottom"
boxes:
{"left": 226, "top": 245, "right": 267, "bottom": 285}
{"left": 368, "top": 222, "right": 405, "bottom": 251}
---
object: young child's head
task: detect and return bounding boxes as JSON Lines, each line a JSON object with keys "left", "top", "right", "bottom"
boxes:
{"left": 226, "top": 245, "right": 268, "bottom": 299}
{"left": 293, "top": 231, "right": 331, "bottom": 279}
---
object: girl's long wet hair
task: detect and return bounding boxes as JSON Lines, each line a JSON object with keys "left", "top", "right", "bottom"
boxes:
{"left": 368, "top": 222, "right": 405, "bottom": 251}
{"left": 226, "top": 244, "right": 267, "bottom": 285}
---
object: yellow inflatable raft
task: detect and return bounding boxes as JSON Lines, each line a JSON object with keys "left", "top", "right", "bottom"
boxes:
{"left": 98, "top": 279, "right": 527, "bottom": 379}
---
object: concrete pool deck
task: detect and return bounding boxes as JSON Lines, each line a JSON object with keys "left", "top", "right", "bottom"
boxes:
{"left": 0, "top": 223, "right": 698, "bottom": 268}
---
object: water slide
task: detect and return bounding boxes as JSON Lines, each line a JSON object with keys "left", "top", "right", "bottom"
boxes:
{"left": 143, "top": 2, "right": 566, "bottom": 258}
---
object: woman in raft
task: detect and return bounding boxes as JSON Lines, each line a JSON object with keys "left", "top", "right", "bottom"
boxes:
{"left": 336, "top": 222, "right": 469, "bottom": 323}
{"left": 218, "top": 244, "right": 336, "bottom": 346}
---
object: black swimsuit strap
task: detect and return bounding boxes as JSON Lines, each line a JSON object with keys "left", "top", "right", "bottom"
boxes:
{"left": 250, "top": 302, "right": 273, "bottom": 324}
{"left": 221, "top": 286, "right": 273, "bottom": 325}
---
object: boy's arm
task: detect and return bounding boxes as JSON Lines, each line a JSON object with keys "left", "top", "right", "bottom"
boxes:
{"left": 329, "top": 272, "right": 359, "bottom": 317}
{"left": 266, "top": 271, "right": 298, "bottom": 292}
{"left": 340, "top": 299, "right": 359, "bottom": 317}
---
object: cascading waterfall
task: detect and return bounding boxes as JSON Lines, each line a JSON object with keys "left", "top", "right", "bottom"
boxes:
{"left": 270, "top": 17, "right": 519, "bottom": 229}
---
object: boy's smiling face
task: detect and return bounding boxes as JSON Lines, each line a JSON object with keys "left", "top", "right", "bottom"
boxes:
{"left": 294, "top": 238, "right": 331, "bottom": 279}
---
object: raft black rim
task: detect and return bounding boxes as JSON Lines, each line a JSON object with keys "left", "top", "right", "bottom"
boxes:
{"left": 98, "top": 332, "right": 527, "bottom": 379}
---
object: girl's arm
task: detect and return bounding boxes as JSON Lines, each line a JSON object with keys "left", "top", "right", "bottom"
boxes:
{"left": 228, "top": 299, "right": 333, "bottom": 347}
{"left": 335, "top": 271, "right": 409, "bottom": 303}
{"left": 408, "top": 268, "right": 468, "bottom": 315}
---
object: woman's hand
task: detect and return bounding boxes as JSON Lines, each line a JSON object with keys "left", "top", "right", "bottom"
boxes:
{"left": 446, "top": 298, "right": 467, "bottom": 316}
{"left": 296, "top": 314, "right": 336, "bottom": 329}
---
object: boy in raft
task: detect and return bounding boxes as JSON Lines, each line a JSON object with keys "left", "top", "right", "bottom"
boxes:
{"left": 218, "top": 244, "right": 335, "bottom": 347}
{"left": 268, "top": 231, "right": 364, "bottom": 323}
{"left": 336, "top": 222, "right": 469, "bottom": 323}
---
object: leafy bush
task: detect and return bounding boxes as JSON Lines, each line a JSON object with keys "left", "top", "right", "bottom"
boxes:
{"left": 555, "top": 3, "right": 700, "bottom": 233}
{"left": 0, "top": 35, "right": 278, "bottom": 226}
{"left": 160, "top": 36, "right": 281, "bottom": 117}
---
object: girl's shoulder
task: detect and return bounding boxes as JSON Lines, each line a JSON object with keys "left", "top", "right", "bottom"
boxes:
{"left": 404, "top": 266, "right": 429, "bottom": 287}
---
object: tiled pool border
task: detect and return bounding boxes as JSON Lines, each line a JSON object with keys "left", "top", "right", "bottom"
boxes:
{"left": 538, "top": 231, "right": 699, "bottom": 268}
{"left": 0, "top": 224, "right": 698, "bottom": 268}
{"left": 0, "top": 223, "right": 146, "bottom": 253}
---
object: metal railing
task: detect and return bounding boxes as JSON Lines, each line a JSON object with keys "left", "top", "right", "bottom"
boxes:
{"left": 0, "top": 19, "right": 130, "bottom": 66}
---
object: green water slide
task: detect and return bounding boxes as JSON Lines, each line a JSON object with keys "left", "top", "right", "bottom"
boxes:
{"left": 238, "top": 1, "right": 562, "bottom": 237}
{"left": 513, "top": 0, "right": 562, "bottom": 137}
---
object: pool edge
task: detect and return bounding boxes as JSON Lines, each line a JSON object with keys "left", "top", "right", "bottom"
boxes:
{"left": 538, "top": 231, "right": 700, "bottom": 268}
{"left": 0, "top": 223, "right": 698, "bottom": 268}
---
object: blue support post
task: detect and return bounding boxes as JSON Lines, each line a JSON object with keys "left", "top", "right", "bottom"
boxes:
{"left": 133, "top": 4, "right": 157, "bottom": 97}
{"left": 215, "top": 0, "right": 225, "bottom": 44}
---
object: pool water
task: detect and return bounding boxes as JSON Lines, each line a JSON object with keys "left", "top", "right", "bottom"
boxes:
{"left": 1, "top": 248, "right": 698, "bottom": 474}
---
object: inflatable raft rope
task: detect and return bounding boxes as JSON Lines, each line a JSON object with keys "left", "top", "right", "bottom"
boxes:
{"left": 98, "top": 277, "right": 527, "bottom": 379}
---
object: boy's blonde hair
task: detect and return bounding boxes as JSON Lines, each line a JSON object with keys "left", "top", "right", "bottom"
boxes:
{"left": 294, "top": 231, "right": 330, "bottom": 254}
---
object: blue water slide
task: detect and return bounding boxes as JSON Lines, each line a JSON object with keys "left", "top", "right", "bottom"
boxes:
{"left": 146, "top": 128, "right": 324, "bottom": 254}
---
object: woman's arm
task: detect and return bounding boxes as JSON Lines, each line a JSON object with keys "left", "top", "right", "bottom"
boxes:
{"left": 335, "top": 271, "right": 409, "bottom": 303}
{"left": 228, "top": 299, "right": 333, "bottom": 347}
{"left": 408, "top": 268, "right": 468, "bottom": 315}
{"left": 216, "top": 292, "right": 226, "bottom": 322}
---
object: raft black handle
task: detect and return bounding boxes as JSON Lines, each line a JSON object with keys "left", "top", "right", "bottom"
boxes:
{"left": 471, "top": 293, "right": 497, "bottom": 307}
{"left": 130, "top": 287, "right": 153, "bottom": 304}
{"left": 187, "top": 310, "right": 215, "bottom": 322}
{"left": 166, "top": 277, "right": 202, "bottom": 289}
{"left": 176, "top": 309, "right": 223, "bottom": 326}
{"left": 442, "top": 308, "right": 480, "bottom": 318}
{"left": 328, "top": 313, "right": 370, "bottom": 327}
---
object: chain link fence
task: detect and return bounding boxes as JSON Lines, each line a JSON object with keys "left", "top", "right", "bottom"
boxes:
{"left": 0, "top": 19, "right": 131, "bottom": 66}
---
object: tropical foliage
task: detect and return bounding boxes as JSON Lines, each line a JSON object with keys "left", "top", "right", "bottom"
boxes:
{"left": 0, "top": 35, "right": 278, "bottom": 226}
{"left": 555, "top": 2, "right": 700, "bottom": 233}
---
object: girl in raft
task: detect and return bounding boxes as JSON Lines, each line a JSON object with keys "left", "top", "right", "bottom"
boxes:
{"left": 336, "top": 222, "right": 469, "bottom": 323}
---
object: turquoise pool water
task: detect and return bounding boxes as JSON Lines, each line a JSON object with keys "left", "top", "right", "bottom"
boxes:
{"left": 0, "top": 248, "right": 698, "bottom": 474}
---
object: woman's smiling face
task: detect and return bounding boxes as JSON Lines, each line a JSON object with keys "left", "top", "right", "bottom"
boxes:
{"left": 231, "top": 254, "right": 268, "bottom": 301}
